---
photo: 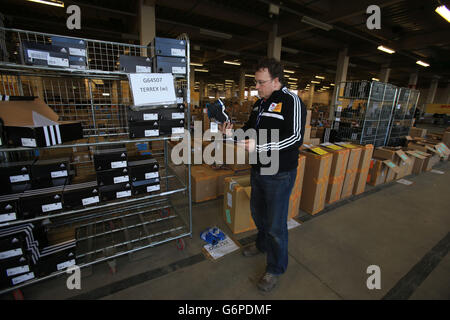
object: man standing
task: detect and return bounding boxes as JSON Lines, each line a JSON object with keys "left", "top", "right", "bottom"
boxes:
{"left": 221, "top": 58, "right": 306, "bottom": 292}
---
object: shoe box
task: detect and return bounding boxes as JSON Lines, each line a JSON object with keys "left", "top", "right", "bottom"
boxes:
{"left": 148, "top": 37, "right": 186, "bottom": 58}
{"left": 152, "top": 56, "right": 187, "bottom": 75}
{"left": 99, "top": 182, "right": 132, "bottom": 202}
{"left": 159, "top": 119, "right": 185, "bottom": 135}
{"left": 63, "top": 179, "right": 100, "bottom": 210}
{"left": 20, "top": 40, "right": 69, "bottom": 68}
{"left": 31, "top": 158, "right": 71, "bottom": 185}
{"left": 128, "top": 157, "right": 159, "bottom": 182}
{"left": 35, "top": 240, "right": 76, "bottom": 277}
{"left": 119, "top": 55, "right": 152, "bottom": 73}
{"left": 0, "top": 194, "right": 20, "bottom": 223}
{"left": 128, "top": 120, "right": 160, "bottom": 138}
{"left": 127, "top": 104, "right": 184, "bottom": 122}
{"left": 131, "top": 178, "right": 160, "bottom": 196}
{"left": 96, "top": 167, "right": 130, "bottom": 186}
{"left": 93, "top": 146, "right": 127, "bottom": 171}
{"left": 20, "top": 185, "right": 65, "bottom": 219}
{"left": 0, "top": 160, "right": 33, "bottom": 195}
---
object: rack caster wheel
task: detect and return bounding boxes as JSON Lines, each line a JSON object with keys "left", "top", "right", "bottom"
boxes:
{"left": 12, "top": 289, "right": 24, "bottom": 300}
{"left": 160, "top": 208, "right": 170, "bottom": 218}
{"left": 176, "top": 238, "right": 185, "bottom": 251}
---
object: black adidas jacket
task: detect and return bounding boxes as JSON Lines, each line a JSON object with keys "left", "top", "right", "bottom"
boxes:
{"left": 241, "top": 86, "right": 306, "bottom": 173}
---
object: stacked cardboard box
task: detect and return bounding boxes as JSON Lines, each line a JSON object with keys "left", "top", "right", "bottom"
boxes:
{"left": 319, "top": 144, "right": 350, "bottom": 204}
{"left": 288, "top": 154, "right": 306, "bottom": 219}
{"left": 367, "top": 159, "right": 389, "bottom": 186}
{"left": 299, "top": 148, "right": 332, "bottom": 215}
{"left": 353, "top": 144, "right": 374, "bottom": 195}
{"left": 335, "top": 143, "right": 362, "bottom": 199}
{"left": 409, "top": 127, "right": 427, "bottom": 138}
{"left": 373, "top": 148, "right": 414, "bottom": 180}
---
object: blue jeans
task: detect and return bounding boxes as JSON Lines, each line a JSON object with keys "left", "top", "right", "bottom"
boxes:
{"left": 250, "top": 167, "right": 297, "bottom": 275}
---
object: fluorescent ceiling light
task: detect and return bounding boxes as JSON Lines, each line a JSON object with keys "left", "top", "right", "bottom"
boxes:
{"left": 190, "top": 62, "right": 203, "bottom": 67}
{"left": 289, "top": 77, "right": 298, "bottom": 81}
{"left": 245, "top": 74, "right": 255, "bottom": 77}
{"left": 435, "top": 5, "right": 450, "bottom": 22}
{"left": 284, "top": 69, "right": 295, "bottom": 74}
{"left": 315, "top": 75, "right": 325, "bottom": 79}
{"left": 208, "top": 96, "right": 216, "bottom": 99}
{"left": 330, "top": 83, "right": 335, "bottom": 86}
{"left": 311, "top": 81, "right": 320, "bottom": 84}
{"left": 195, "top": 68, "right": 209, "bottom": 72}
{"left": 416, "top": 60, "right": 430, "bottom": 67}
{"left": 282, "top": 47, "right": 299, "bottom": 54}
{"left": 200, "top": 28, "right": 232, "bottom": 40}
{"left": 225, "top": 80, "right": 234, "bottom": 82}
{"left": 27, "top": 0, "right": 64, "bottom": 7}
{"left": 322, "top": 86, "right": 330, "bottom": 89}
{"left": 224, "top": 60, "right": 241, "bottom": 66}
{"left": 102, "top": 93, "right": 110, "bottom": 96}
{"left": 301, "top": 16, "right": 333, "bottom": 31}
{"left": 377, "top": 45, "right": 395, "bottom": 54}
{"left": 372, "top": 78, "right": 380, "bottom": 81}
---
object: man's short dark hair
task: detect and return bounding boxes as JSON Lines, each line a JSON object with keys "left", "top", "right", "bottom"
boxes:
{"left": 256, "top": 58, "right": 285, "bottom": 85}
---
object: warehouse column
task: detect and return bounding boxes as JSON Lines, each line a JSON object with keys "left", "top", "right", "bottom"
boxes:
{"left": 199, "top": 80, "right": 205, "bottom": 106}
{"left": 138, "top": 0, "right": 156, "bottom": 56}
{"left": 445, "top": 82, "right": 450, "bottom": 104}
{"left": 379, "top": 64, "right": 391, "bottom": 83}
{"left": 189, "top": 66, "right": 195, "bottom": 104}
{"left": 330, "top": 48, "right": 349, "bottom": 118}
{"left": 308, "top": 84, "right": 315, "bottom": 109}
{"left": 426, "top": 76, "right": 439, "bottom": 104}
{"left": 408, "top": 73, "right": 418, "bottom": 89}
{"left": 267, "top": 23, "right": 282, "bottom": 61}
{"left": 239, "top": 70, "right": 245, "bottom": 103}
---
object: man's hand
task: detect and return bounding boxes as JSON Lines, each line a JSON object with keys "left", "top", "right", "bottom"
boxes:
{"left": 218, "top": 121, "right": 233, "bottom": 137}
{"left": 237, "top": 139, "right": 256, "bottom": 152}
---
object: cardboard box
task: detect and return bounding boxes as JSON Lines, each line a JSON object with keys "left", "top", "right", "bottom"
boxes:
{"left": 367, "top": 159, "right": 387, "bottom": 186}
{"left": 373, "top": 147, "right": 412, "bottom": 179}
{"left": 214, "top": 168, "right": 236, "bottom": 197}
{"left": 288, "top": 154, "right": 306, "bottom": 219}
{"left": 405, "top": 150, "right": 428, "bottom": 174}
{"left": 307, "top": 138, "right": 321, "bottom": 145}
{"left": 299, "top": 149, "right": 332, "bottom": 215}
{"left": 407, "top": 143, "right": 441, "bottom": 169}
{"left": 443, "top": 131, "right": 450, "bottom": 149}
{"left": 336, "top": 143, "right": 362, "bottom": 199}
{"left": 223, "top": 175, "right": 255, "bottom": 234}
{"left": 191, "top": 165, "right": 218, "bottom": 203}
{"left": 306, "top": 110, "right": 311, "bottom": 127}
{"left": 409, "top": 127, "right": 427, "bottom": 138}
{"left": 0, "top": 98, "right": 83, "bottom": 147}
{"left": 304, "top": 126, "right": 311, "bottom": 142}
{"left": 353, "top": 144, "right": 374, "bottom": 195}
{"left": 320, "top": 145, "right": 350, "bottom": 204}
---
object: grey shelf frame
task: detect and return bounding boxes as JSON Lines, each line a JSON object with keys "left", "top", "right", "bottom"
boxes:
{"left": 0, "top": 27, "right": 192, "bottom": 296}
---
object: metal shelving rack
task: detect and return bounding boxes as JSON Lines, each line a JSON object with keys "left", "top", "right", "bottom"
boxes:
{"left": 331, "top": 80, "right": 398, "bottom": 147}
{"left": 386, "top": 87, "right": 420, "bottom": 146}
{"left": 0, "top": 27, "right": 192, "bottom": 295}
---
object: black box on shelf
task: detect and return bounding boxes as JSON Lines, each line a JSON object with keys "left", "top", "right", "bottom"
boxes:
{"left": 20, "top": 186, "right": 64, "bottom": 219}
{"left": 21, "top": 41, "right": 70, "bottom": 68}
{"left": 157, "top": 105, "right": 185, "bottom": 121}
{"left": 37, "top": 240, "right": 76, "bottom": 277}
{"left": 148, "top": 37, "right": 186, "bottom": 58}
{"left": 63, "top": 180, "right": 100, "bottom": 210}
{"left": 153, "top": 56, "right": 187, "bottom": 75}
{"left": 93, "top": 146, "right": 127, "bottom": 171}
{"left": 31, "top": 158, "right": 70, "bottom": 182}
{"left": 128, "top": 120, "right": 159, "bottom": 138}
{"left": 96, "top": 167, "right": 130, "bottom": 186}
{"left": 128, "top": 158, "right": 159, "bottom": 182}
{"left": 127, "top": 108, "right": 159, "bottom": 122}
{"left": 131, "top": 178, "right": 161, "bottom": 196}
{"left": 69, "top": 56, "right": 87, "bottom": 70}
{"left": 0, "top": 253, "right": 31, "bottom": 284}
{"left": 0, "top": 194, "right": 20, "bottom": 223}
{"left": 99, "top": 182, "right": 132, "bottom": 201}
{"left": 159, "top": 119, "right": 185, "bottom": 135}
{"left": 50, "top": 36, "right": 87, "bottom": 57}
{"left": 175, "top": 87, "right": 185, "bottom": 104}
{"left": 119, "top": 55, "right": 152, "bottom": 73}
{"left": 0, "top": 160, "right": 34, "bottom": 186}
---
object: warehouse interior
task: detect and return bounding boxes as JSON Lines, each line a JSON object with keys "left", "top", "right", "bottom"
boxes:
{"left": 0, "top": 0, "right": 449, "bottom": 301}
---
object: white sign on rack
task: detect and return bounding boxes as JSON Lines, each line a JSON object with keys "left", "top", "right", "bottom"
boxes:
{"left": 128, "top": 73, "right": 177, "bottom": 107}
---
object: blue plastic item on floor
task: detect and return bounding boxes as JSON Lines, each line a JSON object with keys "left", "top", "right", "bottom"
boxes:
{"left": 200, "top": 227, "right": 226, "bottom": 245}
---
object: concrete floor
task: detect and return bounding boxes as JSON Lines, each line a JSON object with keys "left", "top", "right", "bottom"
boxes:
{"left": 2, "top": 159, "right": 449, "bottom": 300}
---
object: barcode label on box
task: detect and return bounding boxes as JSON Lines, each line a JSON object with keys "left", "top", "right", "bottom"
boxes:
{"left": 69, "top": 48, "right": 86, "bottom": 56}
{"left": 143, "top": 113, "right": 158, "bottom": 121}
{"left": 70, "top": 65, "right": 86, "bottom": 70}
{"left": 42, "top": 202, "right": 62, "bottom": 213}
{"left": 227, "top": 192, "right": 233, "bottom": 208}
{"left": 172, "top": 127, "right": 184, "bottom": 134}
{"left": 7, "top": 265, "right": 30, "bottom": 277}
{"left": 116, "top": 190, "right": 131, "bottom": 199}
{"left": 82, "top": 196, "right": 99, "bottom": 206}
{"left": 171, "top": 48, "right": 185, "bottom": 56}
{"left": 0, "top": 213, "right": 17, "bottom": 223}
{"left": 57, "top": 259, "right": 76, "bottom": 271}
{"left": 111, "top": 161, "right": 127, "bottom": 169}
{"left": 48, "top": 56, "right": 69, "bottom": 67}
{"left": 171, "top": 112, "right": 184, "bottom": 120}
{"left": 21, "top": 138, "right": 37, "bottom": 147}
{"left": 12, "top": 272, "right": 35, "bottom": 285}
{"left": 10, "top": 174, "right": 30, "bottom": 183}
{"left": 0, "top": 248, "right": 23, "bottom": 260}
{"left": 172, "top": 66, "right": 186, "bottom": 74}
{"left": 114, "top": 175, "right": 129, "bottom": 184}
{"left": 145, "top": 129, "right": 159, "bottom": 137}
{"left": 145, "top": 172, "right": 159, "bottom": 179}
{"left": 51, "top": 170, "right": 68, "bottom": 178}
{"left": 136, "top": 65, "right": 151, "bottom": 73}
{"left": 28, "top": 50, "right": 49, "bottom": 60}
{"left": 177, "top": 97, "right": 184, "bottom": 104}
{"left": 147, "top": 185, "right": 160, "bottom": 193}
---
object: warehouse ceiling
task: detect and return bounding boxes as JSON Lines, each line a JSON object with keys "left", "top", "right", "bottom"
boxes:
{"left": 1, "top": 0, "right": 449, "bottom": 91}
